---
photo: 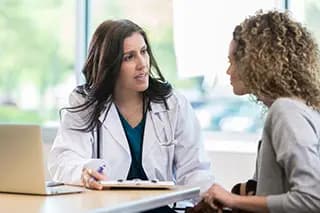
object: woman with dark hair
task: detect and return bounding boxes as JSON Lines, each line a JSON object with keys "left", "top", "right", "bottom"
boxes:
{"left": 199, "top": 11, "right": 320, "bottom": 213}
{"left": 48, "top": 19, "right": 214, "bottom": 203}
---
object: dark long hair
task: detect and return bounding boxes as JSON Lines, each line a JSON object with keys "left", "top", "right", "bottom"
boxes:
{"left": 64, "top": 19, "right": 172, "bottom": 132}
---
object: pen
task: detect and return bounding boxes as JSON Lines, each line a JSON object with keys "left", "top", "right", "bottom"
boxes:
{"left": 93, "top": 164, "right": 106, "bottom": 181}
{"left": 97, "top": 164, "right": 106, "bottom": 174}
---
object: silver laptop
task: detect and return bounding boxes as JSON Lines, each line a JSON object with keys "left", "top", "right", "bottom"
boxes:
{"left": 0, "top": 124, "right": 84, "bottom": 195}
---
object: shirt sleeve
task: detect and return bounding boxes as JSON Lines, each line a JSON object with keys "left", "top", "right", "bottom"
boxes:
{"left": 48, "top": 92, "right": 96, "bottom": 185}
{"left": 266, "top": 104, "right": 320, "bottom": 213}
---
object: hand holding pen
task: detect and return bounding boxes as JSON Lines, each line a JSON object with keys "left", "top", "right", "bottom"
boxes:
{"left": 81, "top": 164, "right": 107, "bottom": 190}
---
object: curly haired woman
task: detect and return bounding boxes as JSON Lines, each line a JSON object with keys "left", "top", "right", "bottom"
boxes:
{"left": 203, "top": 10, "right": 320, "bottom": 213}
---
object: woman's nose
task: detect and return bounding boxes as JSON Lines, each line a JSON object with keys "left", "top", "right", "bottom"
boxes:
{"left": 226, "top": 66, "right": 231, "bottom": 75}
{"left": 136, "top": 54, "right": 147, "bottom": 69}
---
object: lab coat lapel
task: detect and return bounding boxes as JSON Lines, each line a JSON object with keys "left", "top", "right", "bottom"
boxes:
{"left": 142, "top": 102, "right": 167, "bottom": 158}
{"left": 142, "top": 103, "right": 165, "bottom": 178}
{"left": 99, "top": 103, "right": 130, "bottom": 155}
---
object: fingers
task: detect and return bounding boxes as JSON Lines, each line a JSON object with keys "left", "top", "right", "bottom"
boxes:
{"left": 202, "top": 192, "right": 218, "bottom": 210}
{"left": 202, "top": 185, "right": 225, "bottom": 210}
{"left": 81, "top": 168, "right": 105, "bottom": 190}
{"left": 202, "top": 184, "right": 235, "bottom": 210}
{"left": 89, "top": 169, "right": 107, "bottom": 181}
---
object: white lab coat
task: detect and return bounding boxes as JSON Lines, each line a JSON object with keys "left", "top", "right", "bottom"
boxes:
{"left": 48, "top": 91, "right": 214, "bottom": 194}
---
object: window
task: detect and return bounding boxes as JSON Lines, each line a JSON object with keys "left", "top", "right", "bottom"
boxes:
{"left": 289, "top": 0, "right": 320, "bottom": 46}
{"left": 0, "top": 0, "right": 76, "bottom": 125}
{"left": 6, "top": 1, "right": 312, "bottom": 151}
{"left": 172, "top": 1, "right": 283, "bottom": 149}
{"left": 90, "top": 0, "right": 283, "bottom": 150}
{"left": 90, "top": 0, "right": 178, "bottom": 84}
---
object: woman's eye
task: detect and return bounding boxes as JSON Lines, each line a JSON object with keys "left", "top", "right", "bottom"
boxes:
{"left": 141, "top": 49, "right": 147, "bottom": 55}
{"left": 123, "top": 55, "right": 133, "bottom": 61}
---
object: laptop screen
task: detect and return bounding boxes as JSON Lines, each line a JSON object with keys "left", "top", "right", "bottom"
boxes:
{"left": 0, "top": 124, "right": 47, "bottom": 194}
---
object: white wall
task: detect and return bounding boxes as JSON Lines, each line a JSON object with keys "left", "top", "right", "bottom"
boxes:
{"left": 206, "top": 150, "right": 256, "bottom": 191}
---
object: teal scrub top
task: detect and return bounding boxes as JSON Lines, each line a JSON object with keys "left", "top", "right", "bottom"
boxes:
{"left": 117, "top": 110, "right": 148, "bottom": 180}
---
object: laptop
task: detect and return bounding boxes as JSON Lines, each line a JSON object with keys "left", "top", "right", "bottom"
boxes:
{"left": 0, "top": 124, "right": 84, "bottom": 195}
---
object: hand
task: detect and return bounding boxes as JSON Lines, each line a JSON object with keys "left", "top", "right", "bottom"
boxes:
{"left": 203, "top": 184, "right": 237, "bottom": 210}
{"left": 81, "top": 167, "right": 107, "bottom": 190}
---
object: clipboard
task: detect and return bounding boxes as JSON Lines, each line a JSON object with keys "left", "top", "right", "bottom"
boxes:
{"left": 99, "top": 179, "right": 175, "bottom": 189}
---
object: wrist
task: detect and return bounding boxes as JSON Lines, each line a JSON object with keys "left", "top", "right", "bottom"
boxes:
{"left": 231, "top": 194, "right": 241, "bottom": 209}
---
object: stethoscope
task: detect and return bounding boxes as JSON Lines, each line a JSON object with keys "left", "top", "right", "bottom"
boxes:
{"left": 148, "top": 101, "right": 177, "bottom": 147}
{"left": 93, "top": 100, "right": 177, "bottom": 158}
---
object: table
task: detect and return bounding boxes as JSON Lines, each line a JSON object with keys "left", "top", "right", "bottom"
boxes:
{"left": 0, "top": 186, "right": 199, "bottom": 213}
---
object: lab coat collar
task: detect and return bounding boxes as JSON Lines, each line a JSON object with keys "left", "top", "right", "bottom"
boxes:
{"left": 98, "top": 103, "right": 130, "bottom": 155}
{"left": 97, "top": 101, "right": 169, "bottom": 120}
{"left": 149, "top": 101, "right": 170, "bottom": 113}
{"left": 96, "top": 100, "right": 169, "bottom": 154}
{"left": 98, "top": 100, "right": 170, "bottom": 125}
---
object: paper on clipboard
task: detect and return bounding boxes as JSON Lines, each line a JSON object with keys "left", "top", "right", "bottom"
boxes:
{"left": 99, "top": 179, "right": 175, "bottom": 189}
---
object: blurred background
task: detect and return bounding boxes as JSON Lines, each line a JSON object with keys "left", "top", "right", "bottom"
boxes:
{"left": 1, "top": 0, "right": 320, "bottom": 149}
